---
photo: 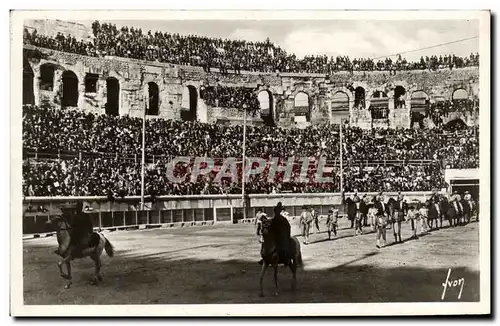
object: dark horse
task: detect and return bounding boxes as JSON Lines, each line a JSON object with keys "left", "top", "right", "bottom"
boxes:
{"left": 461, "top": 198, "right": 476, "bottom": 224}
{"left": 427, "top": 197, "right": 459, "bottom": 228}
{"left": 47, "top": 208, "right": 115, "bottom": 289}
{"left": 259, "top": 216, "right": 303, "bottom": 297}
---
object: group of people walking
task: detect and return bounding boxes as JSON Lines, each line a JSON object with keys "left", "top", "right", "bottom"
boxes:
{"left": 255, "top": 190, "right": 478, "bottom": 260}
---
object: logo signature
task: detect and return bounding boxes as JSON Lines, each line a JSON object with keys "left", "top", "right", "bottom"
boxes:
{"left": 441, "top": 268, "right": 465, "bottom": 300}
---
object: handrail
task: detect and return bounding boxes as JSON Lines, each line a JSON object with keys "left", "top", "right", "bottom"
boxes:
{"left": 23, "top": 147, "right": 435, "bottom": 165}
{"left": 23, "top": 191, "right": 434, "bottom": 202}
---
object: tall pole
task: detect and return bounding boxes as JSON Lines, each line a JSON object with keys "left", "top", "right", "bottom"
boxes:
{"left": 141, "top": 101, "right": 146, "bottom": 211}
{"left": 242, "top": 106, "right": 247, "bottom": 220}
{"left": 340, "top": 118, "right": 344, "bottom": 195}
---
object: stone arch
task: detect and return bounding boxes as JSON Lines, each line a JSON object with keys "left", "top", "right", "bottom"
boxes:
{"left": 369, "top": 90, "right": 389, "bottom": 120}
{"left": 23, "top": 58, "right": 34, "bottom": 105}
{"left": 105, "top": 77, "right": 120, "bottom": 116}
{"left": 294, "top": 91, "right": 310, "bottom": 122}
{"left": 61, "top": 70, "right": 79, "bottom": 107}
{"left": 452, "top": 88, "right": 468, "bottom": 100}
{"left": 410, "top": 90, "right": 430, "bottom": 113}
{"left": 331, "top": 91, "right": 350, "bottom": 121}
{"left": 147, "top": 82, "right": 159, "bottom": 116}
{"left": 181, "top": 85, "right": 198, "bottom": 121}
{"left": 257, "top": 89, "right": 275, "bottom": 126}
{"left": 444, "top": 118, "right": 467, "bottom": 130}
{"left": 394, "top": 85, "right": 407, "bottom": 109}
{"left": 354, "top": 86, "right": 366, "bottom": 109}
{"left": 40, "top": 63, "right": 56, "bottom": 91}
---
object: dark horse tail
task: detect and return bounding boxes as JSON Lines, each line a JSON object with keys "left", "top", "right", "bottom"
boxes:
{"left": 103, "top": 236, "right": 115, "bottom": 258}
{"left": 293, "top": 237, "right": 304, "bottom": 269}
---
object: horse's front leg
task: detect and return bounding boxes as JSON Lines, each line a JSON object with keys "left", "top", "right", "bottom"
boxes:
{"left": 64, "top": 261, "right": 72, "bottom": 289}
{"left": 57, "top": 258, "right": 73, "bottom": 289}
{"left": 57, "top": 254, "right": 71, "bottom": 278}
{"left": 91, "top": 255, "right": 103, "bottom": 285}
{"left": 259, "top": 262, "right": 267, "bottom": 297}
{"left": 273, "top": 264, "right": 279, "bottom": 296}
{"left": 289, "top": 262, "right": 297, "bottom": 293}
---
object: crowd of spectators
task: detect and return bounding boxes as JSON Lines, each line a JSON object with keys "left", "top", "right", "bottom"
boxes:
{"left": 23, "top": 23, "right": 480, "bottom": 74}
{"left": 201, "top": 86, "right": 260, "bottom": 113}
{"left": 22, "top": 104, "right": 479, "bottom": 197}
{"left": 24, "top": 156, "right": 443, "bottom": 197}
{"left": 342, "top": 163, "right": 446, "bottom": 193}
{"left": 426, "top": 99, "right": 478, "bottom": 127}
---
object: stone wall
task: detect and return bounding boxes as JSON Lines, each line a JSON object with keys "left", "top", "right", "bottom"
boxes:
{"left": 23, "top": 45, "right": 480, "bottom": 129}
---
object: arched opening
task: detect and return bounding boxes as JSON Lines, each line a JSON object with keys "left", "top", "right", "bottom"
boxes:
{"left": 106, "top": 77, "right": 120, "bottom": 116}
{"left": 258, "top": 90, "right": 275, "bottom": 126}
{"left": 148, "top": 82, "right": 159, "bottom": 116}
{"left": 410, "top": 91, "right": 430, "bottom": 113}
{"left": 354, "top": 87, "right": 365, "bottom": 109}
{"left": 331, "top": 91, "right": 349, "bottom": 119}
{"left": 40, "top": 63, "right": 55, "bottom": 91}
{"left": 394, "top": 86, "right": 406, "bottom": 109}
{"left": 23, "top": 58, "right": 34, "bottom": 105}
{"left": 181, "top": 85, "right": 198, "bottom": 121}
{"left": 410, "top": 91, "right": 430, "bottom": 129}
{"left": 294, "top": 92, "right": 310, "bottom": 123}
{"left": 444, "top": 118, "right": 467, "bottom": 131}
{"left": 452, "top": 88, "right": 468, "bottom": 100}
{"left": 369, "top": 91, "right": 389, "bottom": 120}
{"left": 61, "top": 70, "right": 79, "bottom": 107}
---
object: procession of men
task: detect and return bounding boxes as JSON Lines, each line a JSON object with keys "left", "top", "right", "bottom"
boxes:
{"left": 254, "top": 190, "right": 478, "bottom": 252}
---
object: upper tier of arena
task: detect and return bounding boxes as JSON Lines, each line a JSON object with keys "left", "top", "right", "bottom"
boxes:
{"left": 23, "top": 20, "right": 479, "bottom": 130}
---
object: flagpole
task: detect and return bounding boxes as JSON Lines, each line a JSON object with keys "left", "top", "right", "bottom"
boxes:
{"left": 242, "top": 105, "right": 247, "bottom": 220}
{"left": 340, "top": 118, "right": 344, "bottom": 195}
{"left": 141, "top": 101, "right": 146, "bottom": 211}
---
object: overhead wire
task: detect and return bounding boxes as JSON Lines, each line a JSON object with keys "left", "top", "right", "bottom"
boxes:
{"left": 370, "top": 36, "right": 479, "bottom": 60}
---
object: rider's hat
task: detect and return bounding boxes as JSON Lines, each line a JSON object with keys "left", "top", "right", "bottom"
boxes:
{"left": 465, "top": 191, "right": 470, "bottom": 194}
{"left": 453, "top": 191, "right": 458, "bottom": 194}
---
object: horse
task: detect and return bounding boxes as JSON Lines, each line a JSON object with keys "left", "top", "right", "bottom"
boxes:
{"left": 47, "top": 215, "right": 115, "bottom": 289}
{"left": 259, "top": 217, "right": 303, "bottom": 297}
{"left": 461, "top": 198, "right": 476, "bottom": 224}
{"left": 448, "top": 198, "right": 464, "bottom": 226}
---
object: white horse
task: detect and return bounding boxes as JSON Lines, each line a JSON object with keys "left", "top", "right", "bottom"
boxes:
{"left": 48, "top": 215, "right": 115, "bottom": 289}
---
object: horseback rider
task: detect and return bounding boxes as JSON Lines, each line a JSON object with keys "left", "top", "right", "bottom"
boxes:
{"left": 463, "top": 190, "right": 475, "bottom": 213}
{"left": 430, "top": 189, "right": 442, "bottom": 221}
{"left": 68, "top": 202, "right": 94, "bottom": 257}
{"left": 272, "top": 202, "right": 292, "bottom": 265}
{"left": 258, "top": 202, "right": 292, "bottom": 266}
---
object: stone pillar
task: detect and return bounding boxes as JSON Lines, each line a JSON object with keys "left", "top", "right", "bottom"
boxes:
{"left": 388, "top": 96, "right": 396, "bottom": 128}
{"left": 76, "top": 73, "right": 86, "bottom": 109}
{"left": 32, "top": 66, "right": 40, "bottom": 107}
{"left": 197, "top": 94, "right": 208, "bottom": 123}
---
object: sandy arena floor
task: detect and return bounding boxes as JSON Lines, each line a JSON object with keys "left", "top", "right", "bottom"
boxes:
{"left": 23, "top": 218, "right": 480, "bottom": 304}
